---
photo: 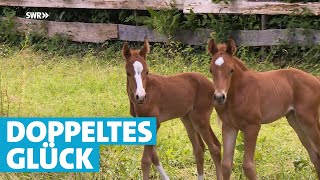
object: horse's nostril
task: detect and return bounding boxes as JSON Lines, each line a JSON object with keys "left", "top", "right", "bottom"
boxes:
{"left": 214, "top": 93, "right": 226, "bottom": 103}
{"left": 136, "top": 95, "right": 139, "bottom": 100}
{"left": 145, "top": 94, "right": 147, "bottom": 99}
{"left": 213, "top": 94, "right": 219, "bottom": 100}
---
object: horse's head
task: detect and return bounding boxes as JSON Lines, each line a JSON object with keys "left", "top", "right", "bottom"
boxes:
{"left": 208, "top": 38, "right": 238, "bottom": 105}
{"left": 122, "top": 39, "right": 150, "bottom": 104}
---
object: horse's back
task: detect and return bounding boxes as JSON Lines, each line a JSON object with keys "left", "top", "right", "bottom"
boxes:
{"left": 176, "top": 72, "right": 214, "bottom": 89}
{"left": 285, "top": 69, "right": 320, "bottom": 106}
{"left": 258, "top": 68, "right": 320, "bottom": 89}
{"left": 149, "top": 72, "right": 214, "bottom": 119}
{"left": 159, "top": 72, "right": 214, "bottom": 91}
{"left": 171, "top": 72, "right": 215, "bottom": 98}
{"left": 174, "top": 72, "right": 215, "bottom": 112}
{"left": 258, "top": 68, "right": 320, "bottom": 99}
{"left": 244, "top": 68, "right": 320, "bottom": 123}
{"left": 282, "top": 68, "right": 320, "bottom": 91}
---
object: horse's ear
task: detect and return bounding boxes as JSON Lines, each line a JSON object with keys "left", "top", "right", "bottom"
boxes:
{"left": 122, "top": 42, "right": 131, "bottom": 60}
{"left": 226, "top": 38, "right": 237, "bottom": 55}
{"left": 208, "top": 39, "right": 218, "bottom": 56}
{"left": 139, "top": 38, "right": 150, "bottom": 59}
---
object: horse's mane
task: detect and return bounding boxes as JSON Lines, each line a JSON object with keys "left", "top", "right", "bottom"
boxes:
{"left": 217, "top": 43, "right": 248, "bottom": 71}
{"left": 233, "top": 57, "right": 248, "bottom": 71}
{"left": 217, "top": 44, "right": 227, "bottom": 52}
{"left": 130, "top": 49, "right": 141, "bottom": 55}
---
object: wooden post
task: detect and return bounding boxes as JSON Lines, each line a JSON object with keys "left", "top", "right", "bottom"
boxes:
{"left": 260, "top": 14, "right": 267, "bottom": 61}
{"left": 134, "top": 10, "right": 138, "bottom": 26}
{"left": 133, "top": 10, "right": 141, "bottom": 46}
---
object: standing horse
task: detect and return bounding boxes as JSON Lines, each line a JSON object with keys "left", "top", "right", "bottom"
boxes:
{"left": 123, "top": 39, "right": 222, "bottom": 180}
{"left": 207, "top": 38, "right": 320, "bottom": 179}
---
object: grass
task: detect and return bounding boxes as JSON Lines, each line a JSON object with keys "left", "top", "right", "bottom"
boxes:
{"left": 0, "top": 43, "right": 319, "bottom": 179}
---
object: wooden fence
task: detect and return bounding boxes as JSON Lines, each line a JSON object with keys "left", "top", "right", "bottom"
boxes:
{"left": 1, "top": 0, "right": 319, "bottom": 15}
{"left": 184, "top": 0, "right": 320, "bottom": 15}
{"left": 8, "top": 17, "right": 320, "bottom": 46}
{"left": 1, "top": 0, "right": 320, "bottom": 46}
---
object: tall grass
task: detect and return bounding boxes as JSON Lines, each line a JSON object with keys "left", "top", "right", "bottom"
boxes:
{"left": 0, "top": 43, "right": 318, "bottom": 179}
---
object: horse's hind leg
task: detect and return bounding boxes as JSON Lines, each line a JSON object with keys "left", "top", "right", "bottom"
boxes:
{"left": 189, "top": 111, "right": 222, "bottom": 180}
{"left": 287, "top": 110, "right": 320, "bottom": 179}
{"left": 180, "top": 115, "right": 205, "bottom": 179}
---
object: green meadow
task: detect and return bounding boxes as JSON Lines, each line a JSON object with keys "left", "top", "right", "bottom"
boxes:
{"left": 0, "top": 43, "right": 319, "bottom": 179}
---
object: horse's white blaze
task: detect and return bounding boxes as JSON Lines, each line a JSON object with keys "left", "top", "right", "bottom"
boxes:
{"left": 215, "top": 57, "right": 224, "bottom": 66}
{"left": 156, "top": 165, "right": 170, "bottom": 180}
{"left": 133, "top": 61, "right": 146, "bottom": 97}
{"left": 197, "top": 174, "right": 204, "bottom": 180}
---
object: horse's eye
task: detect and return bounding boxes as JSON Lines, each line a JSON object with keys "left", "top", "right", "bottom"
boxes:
{"left": 127, "top": 73, "right": 131, "bottom": 76}
{"left": 230, "top": 69, "right": 234, "bottom": 74}
{"left": 209, "top": 69, "right": 212, "bottom": 73}
{"left": 146, "top": 71, "right": 149, "bottom": 75}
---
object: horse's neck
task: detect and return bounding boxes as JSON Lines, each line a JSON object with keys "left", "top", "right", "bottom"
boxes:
{"left": 145, "top": 74, "right": 161, "bottom": 89}
{"left": 228, "top": 61, "right": 247, "bottom": 96}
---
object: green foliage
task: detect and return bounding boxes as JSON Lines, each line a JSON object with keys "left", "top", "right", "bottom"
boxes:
{"left": 139, "top": 8, "right": 182, "bottom": 38}
{"left": 212, "top": 0, "right": 233, "bottom": 3}
{"left": 0, "top": 8, "right": 21, "bottom": 44}
{"left": 207, "top": 14, "right": 260, "bottom": 42}
{"left": 268, "top": 15, "right": 320, "bottom": 30}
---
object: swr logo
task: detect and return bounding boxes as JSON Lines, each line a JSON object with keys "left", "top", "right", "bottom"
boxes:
{"left": 26, "top": 12, "right": 49, "bottom": 20}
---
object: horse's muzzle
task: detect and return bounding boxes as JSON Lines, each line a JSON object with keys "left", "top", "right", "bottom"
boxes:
{"left": 136, "top": 94, "right": 147, "bottom": 104}
{"left": 213, "top": 93, "right": 226, "bottom": 104}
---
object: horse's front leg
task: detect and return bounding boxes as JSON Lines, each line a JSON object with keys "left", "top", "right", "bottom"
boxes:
{"left": 242, "top": 124, "right": 261, "bottom": 180}
{"left": 140, "top": 113, "right": 169, "bottom": 180}
{"left": 141, "top": 144, "right": 169, "bottom": 180}
{"left": 222, "top": 123, "right": 238, "bottom": 180}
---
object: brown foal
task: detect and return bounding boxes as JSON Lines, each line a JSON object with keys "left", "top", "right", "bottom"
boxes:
{"left": 208, "top": 38, "right": 320, "bottom": 179}
{"left": 123, "top": 39, "right": 222, "bottom": 180}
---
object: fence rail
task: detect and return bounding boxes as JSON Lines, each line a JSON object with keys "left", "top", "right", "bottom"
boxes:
{"left": 184, "top": 0, "right": 320, "bottom": 15}
{"left": 7, "top": 17, "right": 320, "bottom": 46}
{"left": 1, "top": 0, "right": 320, "bottom": 47}
{"left": 0, "top": 0, "right": 185, "bottom": 10}
{"left": 0, "top": 0, "right": 319, "bottom": 15}
{"left": 12, "top": 17, "right": 118, "bottom": 43}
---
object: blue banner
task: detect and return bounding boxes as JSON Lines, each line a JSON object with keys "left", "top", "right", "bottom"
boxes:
{"left": 0, "top": 117, "right": 157, "bottom": 172}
